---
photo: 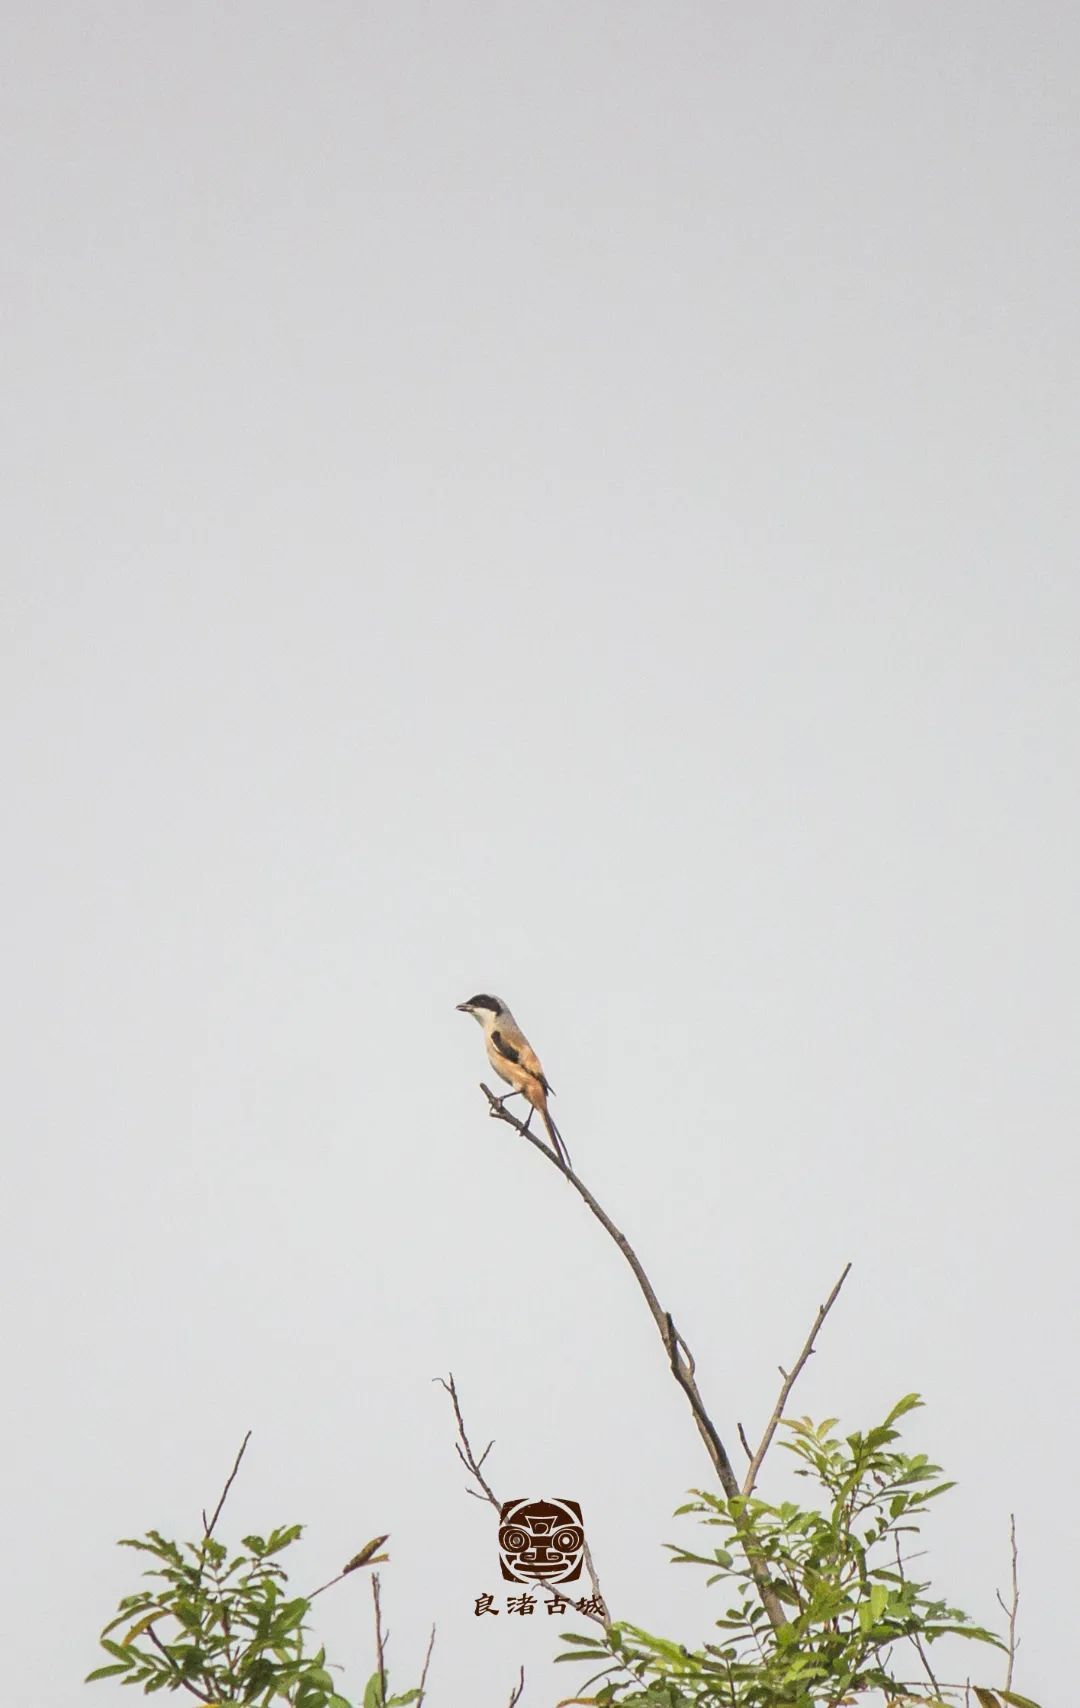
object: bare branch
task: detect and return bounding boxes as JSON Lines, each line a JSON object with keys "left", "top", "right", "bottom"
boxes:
{"left": 911, "top": 1632, "right": 943, "bottom": 1700}
{"left": 579, "top": 1536, "right": 609, "bottom": 1628}
{"left": 893, "top": 1536, "right": 944, "bottom": 1705}
{"left": 202, "top": 1430, "right": 252, "bottom": 1539}
{"left": 737, "top": 1421, "right": 753, "bottom": 1462}
{"left": 507, "top": 1663, "right": 525, "bottom": 1707}
{"left": 435, "top": 1369, "right": 609, "bottom": 1625}
{"left": 417, "top": 1623, "right": 437, "bottom": 1706}
{"left": 371, "top": 1572, "right": 387, "bottom": 1702}
{"left": 307, "top": 1569, "right": 347, "bottom": 1602}
{"left": 435, "top": 1374, "right": 499, "bottom": 1509}
{"left": 742, "top": 1263, "right": 852, "bottom": 1496}
{"left": 477, "top": 1084, "right": 789, "bottom": 1634}
{"left": 308, "top": 1535, "right": 390, "bottom": 1601}
{"left": 995, "top": 1512, "right": 1020, "bottom": 1691}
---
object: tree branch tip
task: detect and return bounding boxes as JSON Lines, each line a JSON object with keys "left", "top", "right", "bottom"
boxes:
{"left": 203, "top": 1429, "right": 253, "bottom": 1540}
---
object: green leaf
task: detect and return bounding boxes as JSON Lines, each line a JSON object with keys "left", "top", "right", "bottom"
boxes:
{"left": 99, "top": 1638, "right": 135, "bottom": 1661}
{"left": 363, "top": 1671, "right": 385, "bottom": 1708}
{"left": 265, "top": 1523, "right": 305, "bottom": 1554}
{"left": 884, "top": 1394, "right": 924, "bottom": 1425}
{"left": 973, "top": 1691, "right": 1000, "bottom": 1708}
{"left": 85, "top": 1664, "right": 134, "bottom": 1681}
{"left": 272, "top": 1596, "right": 310, "bottom": 1635}
{"left": 999, "top": 1694, "right": 1044, "bottom": 1708}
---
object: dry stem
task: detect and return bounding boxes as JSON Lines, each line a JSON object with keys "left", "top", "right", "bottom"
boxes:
{"left": 371, "top": 1572, "right": 387, "bottom": 1701}
{"left": 436, "top": 1371, "right": 609, "bottom": 1626}
{"left": 478, "top": 1083, "right": 820, "bottom": 1634}
{"left": 416, "top": 1624, "right": 437, "bottom": 1705}
{"left": 994, "top": 1512, "right": 1020, "bottom": 1691}
{"left": 741, "top": 1262, "right": 852, "bottom": 1496}
{"left": 202, "top": 1429, "right": 252, "bottom": 1538}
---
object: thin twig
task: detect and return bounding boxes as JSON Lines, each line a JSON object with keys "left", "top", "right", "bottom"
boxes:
{"left": 889, "top": 1682, "right": 982, "bottom": 1696}
{"left": 911, "top": 1631, "right": 943, "bottom": 1700}
{"left": 741, "top": 1263, "right": 852, "bottom": 1496}
{"left": 202, "top": 1430, "right": 252, "bottom": 1538}
{"left": 993, "top": 1512, "right": 1019, "bottom": 1690}
{"left": 372, "top": 1573, "right": 387, "bottom": 1702}
{"left": 308, "top": 1535, "right": 391, "bottom": 1600}
{"left": 893, "top": 1537, "right": 943, "bottom": 1704}
{"left": 579, "top": 1536, "right": 608, "bottom": 1625}
{"left": 479, "top": 1084, "right": 788, "bottom": 1634}
{"left": 737, "top": 1421, "right": 753, "bottom": 1462}
{"left": 664, "top": 1310, "right": 741, "bottom": 1497}
{"left": 146, "top": 1625, "right": 213, "bottom": 1702}
{"left": 435, "top": 1370, "right": 609, "bottom": 1625}
{"left": 480, "top": 1085, "right": 737, "bottom": 1486}
{"left": 416, "top": 1624, "right": 437, "bottom": 1706}
{"left": 307, "top": 1569, "right": 349, "bottom": 1601}
{"left": 435, "top": 1375, "right": 499, "bottom": 1507}
{"left": 507, "top": 1663, "right": 525, "bottom": 1706}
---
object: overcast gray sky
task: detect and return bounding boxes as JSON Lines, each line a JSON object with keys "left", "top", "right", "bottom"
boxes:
{"left": 3, "top": 3, "right": 1077, "bottom": 1704}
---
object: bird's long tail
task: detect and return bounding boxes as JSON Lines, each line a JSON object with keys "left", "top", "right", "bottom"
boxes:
{"left": 542, "top": 1107, "right": 572, "bottom": 1173}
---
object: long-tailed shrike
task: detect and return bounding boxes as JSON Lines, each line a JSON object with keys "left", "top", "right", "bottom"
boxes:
{"left": 456, "top": 994, "right": 572, "bottom": 1172}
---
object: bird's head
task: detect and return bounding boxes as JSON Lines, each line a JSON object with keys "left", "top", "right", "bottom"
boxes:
{"left": 456, "top": 993, "right": 505, "bottom": 1028}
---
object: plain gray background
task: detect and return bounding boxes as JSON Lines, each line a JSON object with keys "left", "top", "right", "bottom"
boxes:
{"left": 2, "top": 3, "right": 1076, "bottom": 1703}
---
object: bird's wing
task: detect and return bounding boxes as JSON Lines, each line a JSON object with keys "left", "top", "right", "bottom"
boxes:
{"left": 493, "top": 1028, "right": 554, "bottom": 1095}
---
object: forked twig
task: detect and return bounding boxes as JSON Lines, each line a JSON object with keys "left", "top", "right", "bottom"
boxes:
{"left": 436, "top": 1371, "right": 609, "bottom": 1625}
{"left": 435, "top": 1374, "right": 499, "bottom": 1508}
{"left": 507, "top": 1664, "right": 525, "bottom": 1706}
{"left": 742, "top": 1263, "right": 852, "bottom": 1495}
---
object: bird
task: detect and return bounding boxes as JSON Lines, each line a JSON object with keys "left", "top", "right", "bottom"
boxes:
{"left": 456, "top": 994, "right": 572, "bottom": 1171}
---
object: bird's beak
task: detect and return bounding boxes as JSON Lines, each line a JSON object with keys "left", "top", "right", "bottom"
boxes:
{"left": 455, "top": 1002, "right": 470, "bottom": 1013}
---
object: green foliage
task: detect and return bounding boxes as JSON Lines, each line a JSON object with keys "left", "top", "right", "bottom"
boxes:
{"left": 969, "top": 1694, "right": 1041, "bottom": 1708}
{"left": 556, "top": 1397, "right": 1038, "bottom": 1708}
{"left": 87, "top": 1525, "right": 416, "bottom": 1707}
{"left": 88, "top": 1401, "right": 1039, "bottom": 1708}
